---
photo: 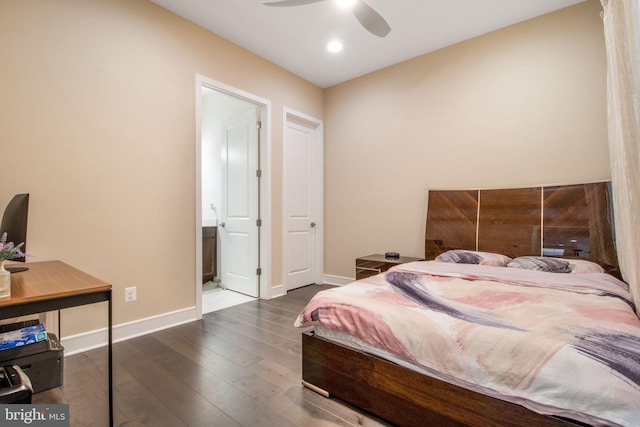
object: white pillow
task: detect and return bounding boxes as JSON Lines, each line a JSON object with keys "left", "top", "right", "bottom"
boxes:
{"left": 566, "top": 259, "right": 605, "bottom": 274}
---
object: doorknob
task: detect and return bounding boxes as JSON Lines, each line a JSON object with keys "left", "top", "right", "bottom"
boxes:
{"left": 220, "top": 222, "right": 226, "bottom": 228}
{"left": 310, "top": 222, "right": 316, "bottom": 228}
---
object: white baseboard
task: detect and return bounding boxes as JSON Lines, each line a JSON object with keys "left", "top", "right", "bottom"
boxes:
{"left": 61, "top": 277, "right": 347, "bottom": 356}
{"left": 269, "top": 283, "right": 286, "bottom": 298}
{"left": 61, "top": 306, "right": 198, "bottom": 356}
{"left": 322, "top": 274, "right": 354, "bottom": 286}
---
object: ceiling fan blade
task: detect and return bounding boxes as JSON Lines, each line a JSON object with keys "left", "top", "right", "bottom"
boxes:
{"left": 262, "top": 0, "right": 326, "bottom": 6}
{"left": 352, "top": 0, "right": 391, "bottom": 37}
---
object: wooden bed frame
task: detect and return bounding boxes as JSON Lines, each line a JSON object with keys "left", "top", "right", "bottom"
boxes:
{"left": 301, "top": 182, "right": 618, "bottom": 427}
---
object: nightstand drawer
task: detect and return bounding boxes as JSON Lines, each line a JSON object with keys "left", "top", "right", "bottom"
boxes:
{"left": 355, "top": 254, "right": 423, "bottom": 280}
{"left": 355, "top": 261, "right": 387, "bottom": 280}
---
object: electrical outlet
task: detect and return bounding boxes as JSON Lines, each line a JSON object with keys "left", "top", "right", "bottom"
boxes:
{"left": 124, "top": 286, "right": 137, "bottom": 303}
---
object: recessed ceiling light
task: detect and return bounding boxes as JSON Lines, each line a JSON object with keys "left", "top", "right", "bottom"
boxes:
{"left": 327, "top": 40, "right": 343, "bottom": 53}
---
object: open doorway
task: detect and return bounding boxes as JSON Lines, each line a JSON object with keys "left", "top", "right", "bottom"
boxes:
{"left": 195, "top": 77, "right": 272, "bottom": 317}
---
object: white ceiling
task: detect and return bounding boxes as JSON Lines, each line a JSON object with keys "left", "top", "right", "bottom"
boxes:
{"left": 150, "top": 0, "right": 587, "bottom": 88}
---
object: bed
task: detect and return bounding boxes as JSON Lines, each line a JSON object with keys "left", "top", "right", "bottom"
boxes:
{"left": 296, "top": 182, "right": 640, "bottom": 427}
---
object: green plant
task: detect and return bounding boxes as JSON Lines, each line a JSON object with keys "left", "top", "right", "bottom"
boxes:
{"left": 0, "top": 232, "right": 26, "bottom": 262}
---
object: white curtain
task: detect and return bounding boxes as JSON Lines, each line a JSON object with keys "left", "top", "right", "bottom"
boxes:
{"left": 601, "top": 0, "right": 640, "bottom": 315}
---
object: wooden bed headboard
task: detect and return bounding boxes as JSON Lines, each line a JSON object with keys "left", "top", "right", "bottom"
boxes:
{"left": 425, "top": 182, "right": 620, "bottom": 275}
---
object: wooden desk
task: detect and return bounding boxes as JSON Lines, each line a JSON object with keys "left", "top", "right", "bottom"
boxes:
{"left": 0, "top": 261, "right": 113, "bottom": 426}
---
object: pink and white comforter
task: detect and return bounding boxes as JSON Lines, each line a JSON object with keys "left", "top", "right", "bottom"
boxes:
{"left": 294, "top": 261, "right": 640, "bottom": 426}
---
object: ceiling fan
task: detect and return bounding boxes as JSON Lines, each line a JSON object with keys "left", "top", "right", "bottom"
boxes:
{"left": 262, "top": 0, "right": 391, "bottom": 38}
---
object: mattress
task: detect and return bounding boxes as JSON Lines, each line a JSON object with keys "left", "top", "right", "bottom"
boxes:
{"left": 295, "top": 261, "right": 640, "bottom": 426}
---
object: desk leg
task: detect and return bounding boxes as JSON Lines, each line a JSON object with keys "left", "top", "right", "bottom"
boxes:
{"left": 108, "top": 291, "right": 113, "bottom": 427}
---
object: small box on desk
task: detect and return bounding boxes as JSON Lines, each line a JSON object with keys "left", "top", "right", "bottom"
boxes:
{"left": 0, "top": 333, "right": 64, "bottom": 393}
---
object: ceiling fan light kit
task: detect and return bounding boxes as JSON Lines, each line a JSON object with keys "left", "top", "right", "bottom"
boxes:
{"left": 262, "top": 0, "right": 391, "bottom": 38}
{"left": 336, "top": 0, "right": 357, "bottom": 8}
{"left": 327, "top": 40, "right": 344, "bottom": 52}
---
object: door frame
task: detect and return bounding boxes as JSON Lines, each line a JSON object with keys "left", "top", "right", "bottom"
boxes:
{"left": 282, "top": 107, "right": 324, "bottom": 291}
{"left": 195, "top": 75, "right": 272, "bottom": 319}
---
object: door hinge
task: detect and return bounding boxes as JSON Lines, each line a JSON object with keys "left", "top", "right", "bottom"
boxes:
{"left": 256, "top": 169, "right": 262, "bottom": 178}
{"left": 256, "top": 121, "right": 262, "bottom": 130}
{"left": 256, "top": 218, "right": 262, "bottom": 227}
{"left": 256, "top": 268, "right": 262, "bottom": 276}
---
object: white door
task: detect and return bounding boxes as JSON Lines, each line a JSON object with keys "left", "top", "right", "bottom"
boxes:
{"left": 220, "top": 108, "right": 259, "bottom": 297}
{"left": 283, "top": 116, "right": 322, "bottom": 290}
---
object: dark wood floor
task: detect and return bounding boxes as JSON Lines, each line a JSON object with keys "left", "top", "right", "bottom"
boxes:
{"left": 34, "top": 284, "right": 391, "bottom": 427}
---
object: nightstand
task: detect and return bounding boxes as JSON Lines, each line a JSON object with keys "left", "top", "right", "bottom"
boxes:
{"left": 355, "top": 254, "right": 424, "bottom": 280}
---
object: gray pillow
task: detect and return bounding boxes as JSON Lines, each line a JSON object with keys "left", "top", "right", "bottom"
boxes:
{"left": 507, "top": 256, "right": 572, "bottom": 273}
{"left": 436, "top": 250, "right": 481, "bottom": 264}
{"left": 435, "top": 250, "right": 512, "bottom": 266}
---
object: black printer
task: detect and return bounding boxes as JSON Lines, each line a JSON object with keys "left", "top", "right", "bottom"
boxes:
{"left": 0, "top": 321, "right": 64, "bottom": 393}
{"left": 0, "top": 365, "right": 33, "bottom": 403}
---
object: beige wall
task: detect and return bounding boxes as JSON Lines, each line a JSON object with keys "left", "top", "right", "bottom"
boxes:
{"left": 0, "top": 0, "right": 608, "bottom": 335}
{"left": 324, "top": 1, "right": 609, "bottom": 278}
{"left": 0, "top": 0, "right": 323, "bottom": 335}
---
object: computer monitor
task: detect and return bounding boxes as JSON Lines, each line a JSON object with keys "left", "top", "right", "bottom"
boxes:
{"left": 0, "top": 194, "right": 29, "bottom": 273}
